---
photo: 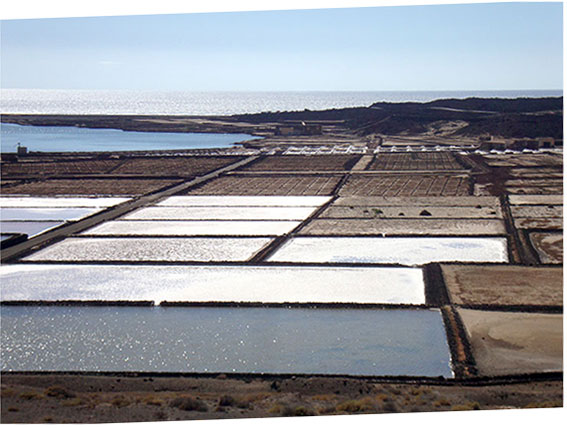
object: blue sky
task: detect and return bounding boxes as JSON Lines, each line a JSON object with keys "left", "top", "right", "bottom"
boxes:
{"left": 0, "top": 2, "right": 563, "bottom": 91}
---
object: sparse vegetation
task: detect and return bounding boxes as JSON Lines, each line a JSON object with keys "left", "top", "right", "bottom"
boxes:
{"left": 169, "top": 396, "right": 208, "bottom": 412}
{"left": 451, "top": 401, "right": 481, "bottom": 411}
{"left": 281, "top": 405, "right": 315, "bottom": 417}
{"left": 111, "top": 396, "right": 131, "bottom": 408}
{"left": 336, "top": 397, "right": 376, "bottom": 413}
{"left": 45, "top": 386, "right": 75, "bottom": 399}
{"left": 20, "top": 391, "right": 43, "bottom": 400}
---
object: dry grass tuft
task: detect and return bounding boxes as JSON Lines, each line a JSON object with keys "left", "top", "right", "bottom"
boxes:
{"left": 451, "top": 401, "right": 481, "bottom": 411}
{"left": 45, "top": 386, "right": 75, "bottom": 399}
{"left": 336, "top": 397, "right": 376, "bottom": 413}
{"left": 169, "top": 395, "right": 208, "bottom": 412}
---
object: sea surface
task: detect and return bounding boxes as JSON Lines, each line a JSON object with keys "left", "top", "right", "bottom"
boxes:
{"left": 1, "top": 89, "right": 562, "bottom": 116}
{"left": 0, "top": 123, "right": 255, "bottom": 153}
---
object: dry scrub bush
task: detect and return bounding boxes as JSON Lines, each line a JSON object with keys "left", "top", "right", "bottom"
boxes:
{"left": 169, "top": 396, "right": 208, "bottom": 412}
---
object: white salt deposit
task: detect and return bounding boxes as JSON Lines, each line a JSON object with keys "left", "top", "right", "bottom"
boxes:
{"left": 23, "top": 237, "right": 273, "bottom": 262}
{"left": 123, "top": 206, "right": 319, "bottom": 221}
{"left": 156, "top": 196, "right": 331, "bottom": 207}
{"left": 0, "top": 264, "right": 425, "bottom": 305}
{"left": 83, "top": 220, "right": 300, "bottom": 236}
{"left": 268, "top": 237, "right": 509, "bottom": 265}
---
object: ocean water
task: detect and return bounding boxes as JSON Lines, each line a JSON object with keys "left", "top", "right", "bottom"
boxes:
{"left": 0, "top": 123, "right": 256, "bottom": 153}
{"left": 1, "top": 89, "right": 562, "bottom": 116}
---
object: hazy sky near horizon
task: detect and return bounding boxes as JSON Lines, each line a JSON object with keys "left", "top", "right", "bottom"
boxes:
{"left": 0, "top": 2, "right": 563, "bottom": 91}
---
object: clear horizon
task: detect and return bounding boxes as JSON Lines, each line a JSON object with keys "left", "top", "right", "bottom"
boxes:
{"left": 1, "top": 3, "right": 563, "bottom": 92}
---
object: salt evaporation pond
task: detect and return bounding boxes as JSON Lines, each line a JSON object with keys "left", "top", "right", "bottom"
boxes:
{"left": 0, "top": 264, "right": 425, "bottom": 304}
{"left": 23, "top": 237, "right": 273, "bottom": 262}
{"left": 0, "top": 207, "right": 100, "bottom": 221}
{"left": 0, "top": 123, "right": 257, "bottom": 153}
{"left": 0, "top": 197, "right": 130, "bottom": 208}
{"left": 124, "top": 206, "right": 318, "bottom": 221}
{"left": 156, "top": 196, "right": 332, "bottom": 207}
{"left": 0, "top": 306, "right": 452, "bottom": 377}
{"left": 0, "top": 221, "right": 65, "bottom": 237}
{"left": 84, "top": 220, "right": 301, "bottom": 236}
{"left": 0, "top": 197, "right": 131, "bottom": 238}
{"left": 268, "top": 237, "right": 508, "bottom": 265}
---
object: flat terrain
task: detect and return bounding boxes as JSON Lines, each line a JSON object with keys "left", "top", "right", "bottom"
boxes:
{"left": 0, "top": 105, "right": 563, "bottom": 422}
{"left": 242, "top": 155, "right": 360, "bottom": 171}
{"left": 1, "top": 178, "right": 183, "bottom": 196}
{"left": 458, "top": 309, "right": 563, "bottom": 376}
{"left": 1, "top": 374, "right": 562, "bottom": 423}
{"left": 529, "top": 232, "right": 563, "bottom": 264}
{"left": 339, "top": 175, "right": 471, "bottom": 196}
{"left": 367, "top": 152, "right": 467, "bottom": 171}
{"left": 186, "top": 174, "right": 342, "bottom": 195}
{"left": 299, "top": 219, "right": 506, "bottom": 236}
{"left": 441, "top": 265, "right": 562, "bottom": 307}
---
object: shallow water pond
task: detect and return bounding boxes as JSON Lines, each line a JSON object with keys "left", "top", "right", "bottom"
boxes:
{"left": 1, "top": 207, "right": 100, "bottom": 221}
{"left": 0, "top": 221, "right": 65, "bottom": 237}
{"left": 0, "top": 197, "right": 130, "bottom": 208}
{"left": 0, "top": 306, "right": 453, "bottom": 377}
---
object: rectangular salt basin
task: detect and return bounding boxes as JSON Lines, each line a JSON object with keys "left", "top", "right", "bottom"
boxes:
{"left": 0, "top": 265, "right": 425, "bottom": 305}
{"left": 0, "top": 197, "right": 130, "bottom": 208}
{"left": 333, "top": 196, "right": 500, "bottom": 207}
{"left": 123, "top": 206, "right": 319, "bottom": 221}
{"left": 156, "top": 195, "right": 331, "bottom": 207}
{"left": 0, "top": 221, "right": 65, "bottom": 237}
{"left": 510, "top": 205, "right": 563, "bottom": 218}
{"left": 300, "top": 219, "right": 506, "bottom": 236}
{"left": 0, "top": 306, "right": 453, "bottom": 377}
{"left": 268, "top": 237, "right": 508, "bottom": 265}
{"left": 320, "top": 206, "right": 503, "bottom": 219}
{"left": 508, "top": 195, "right": 563, "bottom": 206}
{"left": 0, "top": 207, "right": 100, "bottom": 221}
{"left": 23, "top": 237, "right": 273, "bottom": 262}
{"left": 83, "top": 220, "right": 300, "bottom": 236}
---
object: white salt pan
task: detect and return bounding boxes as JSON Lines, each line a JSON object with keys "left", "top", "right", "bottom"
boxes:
{"left": 0, "top": 265, "right": 425, "bottom": 305}
{"left": 156, "top": 196, "right": 331, "bottom": 207}
{"left": 23, "top": 237, "right": 273, "bottom": 262}
{"left": 268, "top": 237, "right": 508, "bottom": 265}
{"left": 123, "top": 206, "right": 318, "bottom": 221}
{"left": 84, "top": 220, "right": 300, "bottom": 236}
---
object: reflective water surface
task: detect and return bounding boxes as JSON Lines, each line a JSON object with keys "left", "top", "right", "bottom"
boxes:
{"left": 1, "top": 207, "right": 100, "bottom": 221}
{"left": 0, "top": 221, "right": 65, "bottom": 237}
{"left": 1, "top": 306, "right": 453, "bottom": 377}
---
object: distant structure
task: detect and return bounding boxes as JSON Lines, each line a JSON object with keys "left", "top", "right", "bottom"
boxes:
{"left": 479, "top": 140, "right": 506, "bottom": 151}
{"left": 479, "top": 137, "right": 560, "bottom": 151}
{"left": 275, "top": 121, "right": 322, "bottom": 136}
{"left": 16, "top": 143, "right": 28, "bottom": 156}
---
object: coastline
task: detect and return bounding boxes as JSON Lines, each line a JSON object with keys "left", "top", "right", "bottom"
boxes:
{"left": 1, "top": 96, "right": 563, "bottom": 142}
